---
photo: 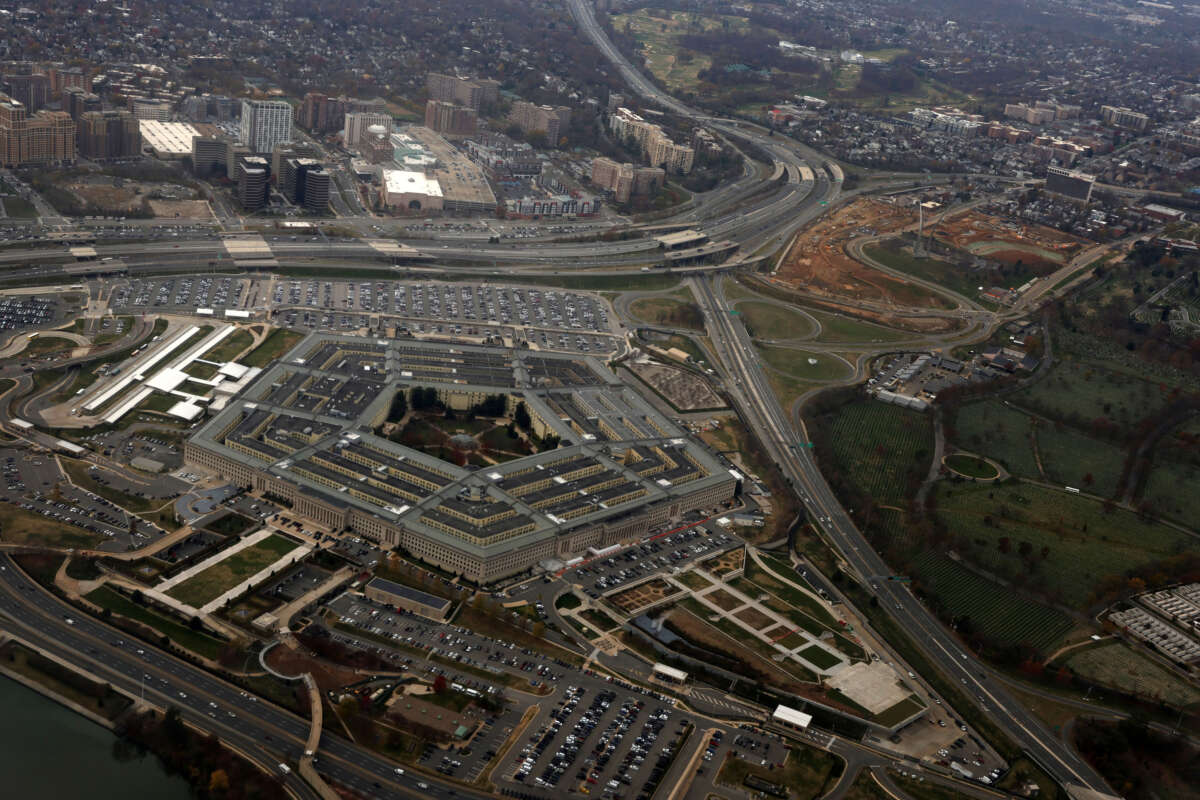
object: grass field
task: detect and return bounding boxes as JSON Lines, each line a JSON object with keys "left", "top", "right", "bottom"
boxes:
{"left": 909, "top": 551, "right": 1073, "bottom": 652}
{"left": 2, "top": 195, "right": 38, "bottom": 218}
{"left": 828, "top": 400, "right": 932, "bottom": 506}
{"left": 85, "top": 585, "right": 227, "bottom": 660}
{"left": 943, "top": 453, "right": 998, "bottom": 479}
{"left": 199, "top": 328, "right": 255, "bottom": 362}
{"left": 1063, "top": 641, "right": 1200, "bottom": 708}
{"left": 757, "top": 345, "right": 853, "bottom": 382}
{"left": 863, "top": 242, "right": 980, "bottom": 300}
{"left": 24, "top": 335, "right": 76, "bottom": 357}
{"left": 1142, "top": 460, "right": 1200, "bottom": 528}
{"left": 167, "top": 534, "right": 298, "bottom": 608}
{"left": 933, "top": 483, "right": 1192, "bottom": 609}
{"left": 241, "top": 328, "right": 303, "bottom": 368}
{"left": 805, "top": 308, "right": 911, "bottom": 344}
{"left": 716, "top": 741, "right": 842, "bottom": 800}
{"left": 629, "top": 296, "right": 704, "bottom": 330}
{"left": 798, "top": 644, "right": 842, "bottom": 669}
{"left": 1036, "top": 422, "right": 1124, "bottom": 497}
{"left": 953, "top": 400, "right": 1040, "bottom": 477}
{"left": 1015, "top": 359, "right": 1168, "bottom": 431}
{"left": 0, "top": 501, "right": 104, "bottom": 549}
{"left": 736, "top": 300, "right": 817, "bottom": 340}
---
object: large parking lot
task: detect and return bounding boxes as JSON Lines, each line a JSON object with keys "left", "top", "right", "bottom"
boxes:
{"left": 0, "top": 447, "right": 162, "bottom": 551}
{"left": 270, "top": 280, "right": 612, "bottom": 333}
{"left": 567, "top": 524, "right": 738, "bottom": 601}
{"left": 0, "top": 295, "right": 63, "bottom": 331}
{"left": 108, "top": 276, "right": 252, "bottom": 312}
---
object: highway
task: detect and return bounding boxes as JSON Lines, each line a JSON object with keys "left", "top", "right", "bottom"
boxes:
{"left": 563, "top": 0, "right": 1115, "bottom": 791}
{"left": 0, "top": 553, "right": 497, "bottom": 800}
{"left": 691, "top": 274, "right": 1112, "bottom": 794}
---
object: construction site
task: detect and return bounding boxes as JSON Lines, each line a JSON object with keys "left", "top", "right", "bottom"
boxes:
{"left": 927, "top": 209, "right": 1088, "bottom": 269}
{"left": 776, "top": 198, "right": 947, "bottom": 308}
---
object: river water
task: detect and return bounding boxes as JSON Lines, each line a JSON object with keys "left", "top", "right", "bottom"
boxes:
{"left": 0, "top": 675, "right": 191, "bottom": 799}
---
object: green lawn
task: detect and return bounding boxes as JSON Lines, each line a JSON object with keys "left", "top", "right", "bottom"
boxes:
{"left": 1036, "top": 423, "right": 1124, "bottom": 497}
{"left": 199, "top": 328, "right": 255, "bottom": 363}
{"left": 952, "top": 399, "right": 1040, "bottom": 478}
{"left": 1063, "top": 641, "right": 1200, "bottom": 708}
{"left": 2, "top": 195, "right": 38, "bottom": 218}
{"left": 716, "top": 741, "right": 842, "bottom": 800}
{"left": 863, "top": 242, "right": 980, "bottom": 299}
{"left": 933, "top": 483, "right": 1192, "bottom": 609}
{"left": 167, "top": 534, "right": 299, "bottom": 608}
{"left": 943, "top": 453, "right": 999, "bottom": 479}
{"left": 24, "top": 335, "right": 76, "bottom": 357}
{"left": 629, "top": 297, "right": 704, "bottom": 330}
{"left": 736, "top": 300, "right": 817, "bottom": 340}
{"left": 1015, "top": 359, "right": 1169, "bottom": 431}
{"left": 757, "top": 345, "right": 853, "bottom": 382}
{"left": 0, "top": 501, "right": 104, "bottom": 549}
{"left": 798, "top": 644, "right": 841, "bottom": 669}
{"left": 85, "top": 585, "right": 227, "bottom": 660}
{"left": 241, "top": 328, "right": 304, "bottom": 368}
{"left": 806, "top": 308, "right": 911, "bottom": 344}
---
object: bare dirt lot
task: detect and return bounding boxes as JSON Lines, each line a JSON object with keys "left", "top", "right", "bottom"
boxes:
{"left": 627, "top": 361, "right": 724, "bottom": 411}
{"left": 777, "top": 198, "right": 952, "bottom": 309}
{"left": 148, "top": 198, "right": 213, "bottom": 219}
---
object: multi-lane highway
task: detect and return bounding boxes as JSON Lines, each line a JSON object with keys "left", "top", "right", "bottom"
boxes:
{"left": 0, "top": 553, "right": 498, "bottom": 800}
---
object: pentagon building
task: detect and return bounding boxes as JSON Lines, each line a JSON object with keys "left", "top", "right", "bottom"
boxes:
{"left": 185, "top": 332, "right": 736, "bottom": 583}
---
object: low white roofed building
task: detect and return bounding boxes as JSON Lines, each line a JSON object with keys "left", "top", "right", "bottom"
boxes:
{"left": 380, "top": 169, "right": 444, "bottom": 212}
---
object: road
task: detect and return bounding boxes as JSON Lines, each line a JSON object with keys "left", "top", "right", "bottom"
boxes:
{"left": 559, "top": 0, "right": 1115, "bottom": 791}
{"left": 0, "top": 553, "right": 504, "bottom": 800}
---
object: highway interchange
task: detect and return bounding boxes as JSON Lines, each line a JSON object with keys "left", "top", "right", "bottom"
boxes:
{"left": 0, "top": 2, "right": 1123, "bottom": 798}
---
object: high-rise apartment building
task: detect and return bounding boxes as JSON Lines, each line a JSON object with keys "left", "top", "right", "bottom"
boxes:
{"left": 77, "top": 110, "right": 140, "bottom": 159}
{"left": 343, "top": 111, "right": 391, "bottom": 149}
{"left": 4, "top": 72, "right": 50, "bottom": 112}
{"left": 299, "top": 93, "right": 386, "bottom": 134}
{"left": 240, "top": 98, "right": 293, "bottom": 153}
{"left": 63, "top": 87, "right": 102, "bottom": 120}
{"left": 1100, "top": 105, "right": 1150, "bottom": 132}
{"left": 49, "top": 66, "right": 90, "bottom": 95}
{"left": 590, "top": 157, "right": 663, "bottom": 204}
{"left": 508, "top": 101, "right": 571, "bottom": 146}
{"left": 425, "top": 73, "right": 499, "bottom": 110}
{"left": 424, "top": 100, "right": 477, "bottom": 137}
{"left": 0, "top": 94, "right": 75, "bottom": 167}
{"left": 609, "top": 108, "right": 694, "bottom": 174}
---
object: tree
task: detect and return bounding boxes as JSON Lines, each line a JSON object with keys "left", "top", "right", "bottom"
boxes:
{"left": 514, "top": 401, "right": 532, "bottom": 431}
{"left": 433, "top": 674, "right": 448, "bottom": 694}
{"left": 208, "top": 769, "right": 230, "bottom": 792}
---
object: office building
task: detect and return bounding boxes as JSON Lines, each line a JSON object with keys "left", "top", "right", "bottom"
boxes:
{"left": 302, "top": 168, "right": 330, "bottom": 214}
{"left": 240, "top": 98, "right": 293, "bottom": 154}
{"left": 4, "top": 72, "right": 50, "bottom": 112}
{"left": 63, "top": 87, "right": 101, "bottom": 120}
{"left": 343, "top": 110, "right": 392, "bottom": 149}
{"left": 185, "top": 335, "right": 737, "bottom": 583}
{"left": 508, "top": 101, "right": 571, "bottom": 145}
{"left": 1100, "top": 105, "right": 1150, "bottom": 132}
{"left": 132, "top": 97, "right": 172, "bottom": 121}
{"left": 78, "top": 111, "right": 140, "bottom": 159}
{"left": 0, "top": 95, "right": 75, "bottom": 166}
{"left": 280, "top": 156, "right": 325, "bottom": 207}
{"left": 424, "top": 100, "right": 476, "bottom": 137}
{"left": 225, "top": 142, "right": 251, "bottom": 180}
{"left": 425, "top": 73, "right": 499, "bottom": 111}
{"left": 1045, "top": 166, "right": 1096, "bottom": 202}
{"left": 192, "top": 135, "right": 228, "bottom": 177}
{"left": 365, "top": 578, "right": 452, "bottom": 621}
{"left": 236, "top": 155, "right": 269, "bottom": 209}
